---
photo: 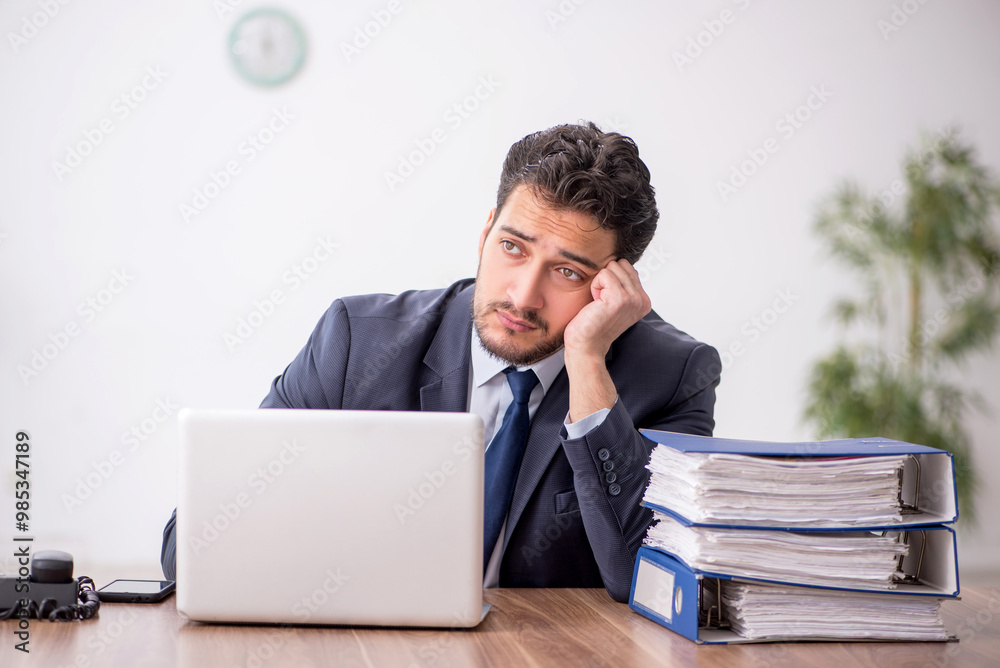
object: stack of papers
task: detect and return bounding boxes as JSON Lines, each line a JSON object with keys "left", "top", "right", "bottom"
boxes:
{"left": 718, "top": 581, "right": 950, "bottom": 641}
{"left": 644, "top": 447, "right": 907, "bottom": 527}
{"left": 644, "top": 512, "right": 908, "bottom": 590}
{"left": 629, "top": 431, "right": 960, "bottom": 644}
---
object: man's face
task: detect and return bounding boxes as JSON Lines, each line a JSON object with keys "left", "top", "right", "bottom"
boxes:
{"left": 473, "top": 185, "right": 617, "bottom": 366}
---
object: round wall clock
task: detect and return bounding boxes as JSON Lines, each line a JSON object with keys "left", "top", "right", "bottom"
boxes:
{"left": 228, "top": 8, "right": 307, "bottom": 87}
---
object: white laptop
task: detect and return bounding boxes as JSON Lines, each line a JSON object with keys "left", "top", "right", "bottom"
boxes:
{"left": 175, "top": 408, "right": 486, "bottom": 627}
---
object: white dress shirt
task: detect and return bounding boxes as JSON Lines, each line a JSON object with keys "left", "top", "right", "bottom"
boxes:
{"left": 468, "top": 329, "right": 610, "bottom": 587}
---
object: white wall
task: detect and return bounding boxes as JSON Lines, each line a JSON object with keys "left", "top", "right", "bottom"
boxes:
{"left": 1, "top": 0, "right": 998, "bottom": 582}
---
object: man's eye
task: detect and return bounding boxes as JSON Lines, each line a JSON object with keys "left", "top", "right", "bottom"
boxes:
{"left": 501, "top": 240, "right": 520, "bottom": 254}
{"left": 559, "top": 267, "right": 583, "bottom": 281}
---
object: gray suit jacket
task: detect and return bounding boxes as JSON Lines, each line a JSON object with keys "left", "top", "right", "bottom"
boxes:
{"left": 162, "top": 278, "right": 720, "bottom": 602}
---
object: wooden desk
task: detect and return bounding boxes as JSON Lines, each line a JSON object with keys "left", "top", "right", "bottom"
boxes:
{"left": 3, "top": 587, "right": 998, "bottom": 667}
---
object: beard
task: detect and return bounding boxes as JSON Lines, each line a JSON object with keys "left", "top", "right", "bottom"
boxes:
{"left": 471, "top": 287, "right": 564, "bottom": 366}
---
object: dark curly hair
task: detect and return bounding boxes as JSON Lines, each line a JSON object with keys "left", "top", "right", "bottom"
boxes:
{"left": 494, "top": 122, "right": 658, "bottom": 264}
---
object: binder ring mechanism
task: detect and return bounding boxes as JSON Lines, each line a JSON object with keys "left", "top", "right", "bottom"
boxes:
{"left": 893, "top": 455, "right": 926, "bottom": 585}
{"left": 890, "top": 529, "right": 927, "bottom": 586}
{"left": 701, "top": 579, "right": 730, "bottom": 631}
{"left": 898, "top": 454, "right": 921, "bottom": 515}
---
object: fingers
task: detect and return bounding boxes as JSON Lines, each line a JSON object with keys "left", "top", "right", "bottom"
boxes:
{"left": 596, "top": 259, "right": 651, "bottom": 316}
{"left": 566, "top": 260, "right": 652, "bottom": 359}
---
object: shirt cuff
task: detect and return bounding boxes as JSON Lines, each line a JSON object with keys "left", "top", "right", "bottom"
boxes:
{"left": 564, "top": 406, "right": 612, "bottom": 440}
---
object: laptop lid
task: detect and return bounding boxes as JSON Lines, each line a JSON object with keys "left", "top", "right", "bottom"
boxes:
{"left": 175, "top": 408, "right": 485, "bottom": 627}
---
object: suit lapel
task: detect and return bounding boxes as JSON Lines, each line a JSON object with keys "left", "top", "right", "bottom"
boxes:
{"left": 419, "top": 283, "right": 475, "bottom": 413}
{"left": 503, "top": 369, "right": 570, "bottom": 547}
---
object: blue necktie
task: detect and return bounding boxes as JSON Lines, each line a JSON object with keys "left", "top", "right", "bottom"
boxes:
{"left": 483, "top": 368, "right": 539, "bottom": 574}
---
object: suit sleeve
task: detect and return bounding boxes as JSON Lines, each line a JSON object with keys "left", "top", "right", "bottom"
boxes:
{"left": 160, "top": 300, "right": 353, "bottom": 579}
{"left": 160, "top": 508, "right": 176, "bottom": 579}
{"left": 260, "top": 300, "right": 353, "bottom": 409}
{"left": 560, "top": 343, "right": 721, "bottom": 602}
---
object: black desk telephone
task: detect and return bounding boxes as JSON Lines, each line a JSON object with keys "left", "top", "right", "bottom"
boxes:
{"left": 0, "top": 550, "right": 100, "bottom": 621}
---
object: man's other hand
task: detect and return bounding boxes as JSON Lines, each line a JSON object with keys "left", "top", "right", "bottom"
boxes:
{"left": 563, "top": 259, "right": 652, "bottom": 362}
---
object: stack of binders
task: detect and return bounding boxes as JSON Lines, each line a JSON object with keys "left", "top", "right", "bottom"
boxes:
{"left": 628, "top": 429, "right": 960, "bottom": 644}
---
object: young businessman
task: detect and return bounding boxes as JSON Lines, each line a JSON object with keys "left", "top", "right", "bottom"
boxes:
{"left": 161, "top": 122, "right": 721, "bottom": 602}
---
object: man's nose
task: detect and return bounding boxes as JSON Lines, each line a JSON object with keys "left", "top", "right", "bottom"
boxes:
{"left": 507, "top": 265, "right": 545, "bottom": 312}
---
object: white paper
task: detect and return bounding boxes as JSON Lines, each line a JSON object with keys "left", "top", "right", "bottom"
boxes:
{"left": 719, "top": 581, "right": 949, "bottom": 641}
{"left": 644, "top": 446, "right": 907, "bottom": 527}
{"left": 644, "top": 512, "right": 908, "bottom": 590}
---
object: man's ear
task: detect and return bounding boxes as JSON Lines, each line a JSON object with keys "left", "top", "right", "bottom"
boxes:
{"left": 478, "top": 208, "right": 496, "bottom": 260}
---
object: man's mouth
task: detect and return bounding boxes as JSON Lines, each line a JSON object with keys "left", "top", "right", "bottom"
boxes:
{"left": 496, "top": 309, "right": 537, "bottom": 333}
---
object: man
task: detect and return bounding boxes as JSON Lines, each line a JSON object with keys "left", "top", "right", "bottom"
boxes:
{"left": 161, "top": 122, "right": 721, "bottom": 602}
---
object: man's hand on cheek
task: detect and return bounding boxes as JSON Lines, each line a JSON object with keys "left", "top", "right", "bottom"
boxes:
{"left": 563, "top": 259, "right": 652, "bottom": 362}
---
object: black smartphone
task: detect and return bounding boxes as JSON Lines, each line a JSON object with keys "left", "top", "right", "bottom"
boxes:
{"left": 97, "top": 579, "right": 175, "bottom": 603}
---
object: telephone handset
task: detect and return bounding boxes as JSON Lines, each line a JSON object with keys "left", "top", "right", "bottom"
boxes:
{"left": 0, "top": 550, "right": 100, "bottom": 621}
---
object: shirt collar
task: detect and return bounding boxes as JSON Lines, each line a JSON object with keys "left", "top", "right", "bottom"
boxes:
{"left": 471, "top": 327, "right": 565, "bottom": 395}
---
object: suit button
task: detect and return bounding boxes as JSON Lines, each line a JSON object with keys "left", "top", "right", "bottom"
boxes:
{"left": 602, "top": 461, "right": 614, "bottom": 472}
{"left": 597, "top": 448, "right": 611, "bottom": 461}
{"left": 605, "top": 472, "right": 617, "bottom": 483}
{"left": 608, "top": 483, "right": 621, "bottom": 496}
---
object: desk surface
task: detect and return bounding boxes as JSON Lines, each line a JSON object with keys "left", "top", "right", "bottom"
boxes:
{"left": 3, "top": 587, "right": 998, "bottom": 667}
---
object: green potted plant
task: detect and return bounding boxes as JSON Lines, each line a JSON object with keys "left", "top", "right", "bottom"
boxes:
{"left": 804, "top": 129, "right": 1000, "bottom": 521}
